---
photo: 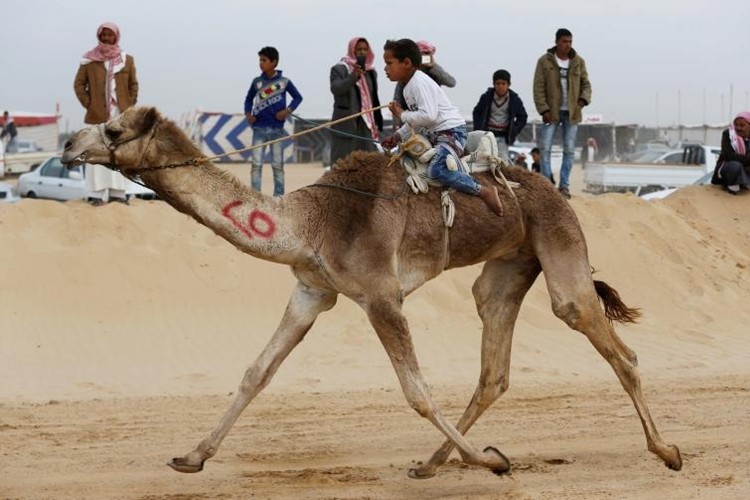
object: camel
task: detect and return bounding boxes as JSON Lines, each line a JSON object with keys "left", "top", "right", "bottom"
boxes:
{"left": 61, "top": 106, "right": 682, "bottom": 478}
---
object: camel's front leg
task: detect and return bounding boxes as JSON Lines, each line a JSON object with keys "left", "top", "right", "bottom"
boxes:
{"left": 411, "top": 257, "right": 541, "bottom": 479}
{"left": 364, "top": 291, "right": 510, "bottom": 477}
{"left": 168, "top": 283, "right": 337, "bottom": 473}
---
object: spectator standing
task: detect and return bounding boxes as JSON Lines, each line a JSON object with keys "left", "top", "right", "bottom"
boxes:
{"left": 244, "top": 46, "right": 303, "bottom": 197}
{"left": 533, "top": 28, "right": 591, "bottom": 199}
{"left": 711, "top": 111, "right": 750, "bottom": 195}
{"left": 472, "top": 69, "right": 528, "bottom": 162}
{"left": 582, "top": 136, "right": 598, "bottom": 168}
{"left": 329, "top": 37, "right": 383, "bottom": 165}
{"left": 74, "top": 22, "right": 138, "bottom": 205}
{"left": 1, "top": 111, "right": 18, "bottom": 152}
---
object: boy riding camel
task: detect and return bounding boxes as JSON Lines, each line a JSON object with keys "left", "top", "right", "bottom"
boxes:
{"left": 381, "top": 38, "right": 503, "bottom": 216}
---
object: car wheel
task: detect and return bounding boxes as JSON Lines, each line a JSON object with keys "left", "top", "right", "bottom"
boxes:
{"left": 26, "top": 191, "right": 37, "bottom": 198}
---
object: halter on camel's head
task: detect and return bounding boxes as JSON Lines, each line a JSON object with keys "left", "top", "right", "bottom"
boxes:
{"left": 61, "top": 106, "right": 203, "bottom": 177}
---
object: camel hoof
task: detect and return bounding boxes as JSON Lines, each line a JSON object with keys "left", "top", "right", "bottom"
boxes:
{"left": 664, "top": 444, "right": 682, "bottom": 471}
{"left": 167, "top": 457, "right": 205, "bottom": 473}
{"left": 483, "top": 446, "right": 511, "bottom": 476}
{"left": 407, "top": 465, "right": 436, "bottom": 479}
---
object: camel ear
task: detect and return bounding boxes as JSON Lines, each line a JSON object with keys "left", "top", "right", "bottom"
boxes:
{"left": 138, "top": 107, "right": 160, "bottom": 135}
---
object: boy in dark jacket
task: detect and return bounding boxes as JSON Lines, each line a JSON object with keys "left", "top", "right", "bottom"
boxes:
{"left": 472, "top": 70, "right": 527, "bottom": 162}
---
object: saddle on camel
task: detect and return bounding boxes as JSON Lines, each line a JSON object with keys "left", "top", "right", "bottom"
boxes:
{"left": 61, "top": 106, "right": 682, "bottom": 478}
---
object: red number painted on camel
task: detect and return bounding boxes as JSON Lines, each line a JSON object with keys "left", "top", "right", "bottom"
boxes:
{"left": 221, "top": 201, "right": 276, "bottom": 239}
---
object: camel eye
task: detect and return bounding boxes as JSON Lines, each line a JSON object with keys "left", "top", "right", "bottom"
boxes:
{"left": 105, "top": 127, "right": 122, "bottom": 140}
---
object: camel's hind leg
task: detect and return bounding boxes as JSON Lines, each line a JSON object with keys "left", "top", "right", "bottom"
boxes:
{"left": 543, "top": 255, "right": 682, "bottom": 471}
{"left": 410, "top": 255, "right": 541, "bottom": 479}
{"left": 168, "top": 282, "right": 337, "bottom": 473}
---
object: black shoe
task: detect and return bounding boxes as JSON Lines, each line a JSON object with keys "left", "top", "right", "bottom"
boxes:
{"left": 558, "top": 186, "right": 571, "bottom": 199}
{"left": 87, "top": 198, "right": 105, "bottom": 206}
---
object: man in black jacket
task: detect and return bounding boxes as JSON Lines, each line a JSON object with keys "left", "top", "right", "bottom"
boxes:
{"left": 472, "top": 70, "right": 527, "bottom": 162}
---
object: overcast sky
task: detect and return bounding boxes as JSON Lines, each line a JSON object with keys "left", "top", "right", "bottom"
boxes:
{"left": 2, "top": 0, "right": 749, "bottom": 132}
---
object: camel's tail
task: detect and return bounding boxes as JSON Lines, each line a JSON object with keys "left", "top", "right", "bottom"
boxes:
{"left": 594, "top": 280, "right": 642, "bottom": 324}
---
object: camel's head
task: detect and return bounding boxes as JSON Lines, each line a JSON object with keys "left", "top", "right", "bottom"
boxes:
{"left": 62, "top": 106, "right": 161, "bottom": 172}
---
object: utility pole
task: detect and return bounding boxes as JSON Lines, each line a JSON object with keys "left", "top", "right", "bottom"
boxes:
{"left": 678, "top": 90, "right": 683, "bottom": 142}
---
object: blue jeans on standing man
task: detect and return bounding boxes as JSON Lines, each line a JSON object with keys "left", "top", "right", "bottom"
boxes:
{"left": 251, "top": 126, "right": 286, "bottom": 197}
{"left": 539, "top": 110, "right": 578, "bottom": 190}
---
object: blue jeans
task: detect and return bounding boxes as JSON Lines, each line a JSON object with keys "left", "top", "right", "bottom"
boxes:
{"left": 494, "top": 137, "right": 510, "bottom": 163}
{"left": 539, "top": 111, "right": 578, "bottom": 189}
{"left": 427, "top": 125, "right": 481, "bottom": 196}
{"left": 251, "top": 126, "right": 286, "bottom": 197}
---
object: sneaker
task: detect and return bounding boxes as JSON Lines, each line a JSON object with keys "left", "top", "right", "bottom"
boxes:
{"left": 558, "top": 186, "right": 571, "bottom": 199}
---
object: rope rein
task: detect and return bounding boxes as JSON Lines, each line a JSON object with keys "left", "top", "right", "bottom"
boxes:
{"left": 291, "top": 112, "right": 381, "bottom": 144}
{"left": 108, "top": 104, "right": 390, "bottom": 177}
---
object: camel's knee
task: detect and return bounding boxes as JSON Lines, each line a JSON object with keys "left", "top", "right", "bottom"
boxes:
{"left": 621, "top": 346, "right": 638, "bottom": 366}
{"left": 613, "top": 336, "right": 639, "bottom": 366}
{"left": 405, "top": 392, "right": 435, "bottom": 418}
{"left": 238, "top": 365, "right": 269, "bottom": 395}
{"left": 475, "top": 374, "right": 509, "bottom": 405}
{"left": 551, "top": 300, "right": 584, "bottom": 329}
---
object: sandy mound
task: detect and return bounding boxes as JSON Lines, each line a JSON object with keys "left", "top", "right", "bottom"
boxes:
{"left": 1, "top": 181, "right": 748, "bottom": 402}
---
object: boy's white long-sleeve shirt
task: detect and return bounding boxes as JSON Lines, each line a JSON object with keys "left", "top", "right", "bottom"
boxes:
{"left": 396, "top": 70, "right": 465, "bottom": 139}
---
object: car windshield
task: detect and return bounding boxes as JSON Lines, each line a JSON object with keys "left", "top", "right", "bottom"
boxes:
{"left": 632, "top": 151, "right": 667, "bottom": 163}
{"left": 658, "top": 152, "right": 685, "bottom": 164}
{"left": 40, "top": 157, "right": 65, "bottom": 178}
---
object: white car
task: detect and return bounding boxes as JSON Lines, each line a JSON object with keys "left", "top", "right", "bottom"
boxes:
{"left": 17, "top": 155, "right": 156, "bottom": 201}
{"left": 0, "top": 182, "right": 20, "bottom": 203}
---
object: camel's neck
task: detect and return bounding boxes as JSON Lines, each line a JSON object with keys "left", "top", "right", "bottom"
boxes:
{"left": 141, "top": 163, "right": 303, "bottom": 264}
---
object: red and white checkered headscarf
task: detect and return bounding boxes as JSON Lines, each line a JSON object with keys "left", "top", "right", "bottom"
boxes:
{"left": 729, "top": 111, "right": 750, "bottom": 155}
{"left": 339, "top": 37, "right": 378, "bottom": 140}
{"left": 83, "top": 23, "right": 124, "bottom": 120}
{"left": 83, "top": 22, "right": 123, "bottom": 65}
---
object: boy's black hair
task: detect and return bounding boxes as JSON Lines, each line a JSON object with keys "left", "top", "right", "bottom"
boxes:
{"left": 555, "top": 28, "right": 572, "bottom": 41}
{"left": 492, "top": 69, "right": 511, "bottom": 84}
{"left": 383, "top": 39, "right": 421, "bottom": 67}
{"left": 258, "top": 46, "right": 279, "bottom": 62}
{"left": 531, "top": 147, "right": 540, "bottom": 155}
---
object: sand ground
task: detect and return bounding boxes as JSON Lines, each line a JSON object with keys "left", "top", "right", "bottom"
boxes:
{"left": 1, "top": 162, "right": 749, "bottom": 499}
